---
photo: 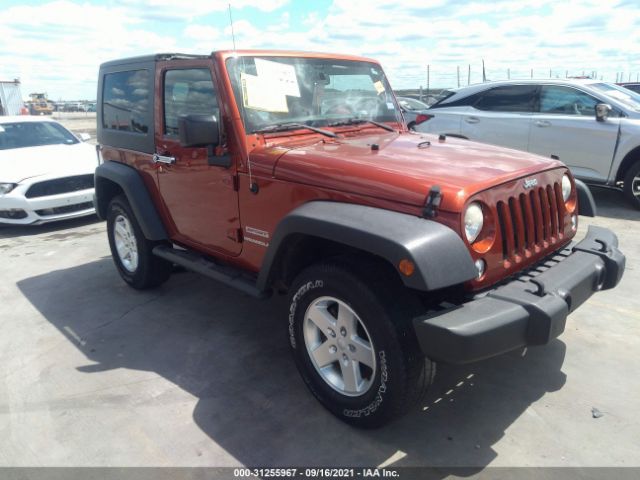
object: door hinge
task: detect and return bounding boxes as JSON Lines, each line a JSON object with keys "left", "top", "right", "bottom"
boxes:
{"left": 223, "top": 174, "right": 239, "bottom": 191}
{"left": 227, "top": 228, "right": 243, "bottom": 243}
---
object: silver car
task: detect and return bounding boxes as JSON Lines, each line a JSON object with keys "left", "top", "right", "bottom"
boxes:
{"left": 418, "top": 79, "right": 640, "bottom": 208}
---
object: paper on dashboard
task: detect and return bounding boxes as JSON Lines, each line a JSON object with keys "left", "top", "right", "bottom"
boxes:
{"left": 241, "top": 72, "right": 289, "bottom": 112}
{"left": 255, "top": 58, "right": 301, "bottom": 98}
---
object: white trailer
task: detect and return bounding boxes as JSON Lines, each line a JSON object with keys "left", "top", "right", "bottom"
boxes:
{"left": 0, "top": 80, "right": 24, "bottom": 116}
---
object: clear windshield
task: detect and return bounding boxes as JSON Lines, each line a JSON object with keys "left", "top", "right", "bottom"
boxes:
{"left": 397, "top": 97, "right": 429, "bottom": 111}
{"left": 225, "top": 56, "right": 401, "bottom": 133}
{"left": 0, "top": 121, "right": 79, "bottom": 150}
{"left": 590, "top": 82, "right": 640, "bottom": 112}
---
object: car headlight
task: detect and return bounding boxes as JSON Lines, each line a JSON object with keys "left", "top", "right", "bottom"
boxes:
{"left": 562, "top": 174, "right": 572, "bottom": 202}
{"left": 0, "top": 183, "right": 17, "bottom": 195}
{"left": 464, "top": 202, "right": 484, "bottom": 243}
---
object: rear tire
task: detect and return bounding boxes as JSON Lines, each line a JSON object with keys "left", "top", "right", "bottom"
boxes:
{"left": 623, "top": 160, "right": 640, "bottom": 209}
{"left": 287, "top": 260, "right": 434, "bottom": 428}
{"left": 106, "top": 195, "right": 172, "bottom": 289}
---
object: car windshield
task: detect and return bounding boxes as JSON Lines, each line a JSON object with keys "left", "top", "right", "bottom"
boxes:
{"left": 225, "top": 56, "right": 401, "bottom": 134}
{"left": 590, "top": 82, "right": 640, "bottom": 112}
{"left": 0, "top": 121, "right": 79, "bottom": 150}
{"left": 398, "top": 97, "right": 429, "bottom": 111}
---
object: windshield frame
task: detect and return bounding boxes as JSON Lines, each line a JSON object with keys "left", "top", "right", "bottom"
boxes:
{"left": 224, "top": 54, "right": 403, "bottom": 135}
{"left": 0, "top": 121, "right": 80, "bottom": 151}
{"left": 589, "top": 82, "right": 640, "bottom": 112}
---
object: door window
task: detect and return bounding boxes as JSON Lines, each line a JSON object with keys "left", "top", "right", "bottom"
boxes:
{"left": 474, "top": 85, "right": 537, "bottom": 112}
{"left": 539, "top": 85, "right": 598, "bottom": 116}
{"left": 163, "top": 68, "right": 218, "bottom": 136}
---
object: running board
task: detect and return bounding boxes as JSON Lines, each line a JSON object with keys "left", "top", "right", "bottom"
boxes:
{"left": 152, "top": 245, "right": 268, "bottom": 299}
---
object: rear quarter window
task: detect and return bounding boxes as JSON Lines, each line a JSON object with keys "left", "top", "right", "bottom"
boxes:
{"left": 474, "top": 85, "right": 537, "bottom": 112}
{"left": 102, "top": 70, "right": 151, "bottom": 133}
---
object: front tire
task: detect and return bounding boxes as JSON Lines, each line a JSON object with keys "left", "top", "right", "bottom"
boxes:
{"left": 106, "top": 195, "right": 172, "bottom": 289}
{"left": 623, "top": 160, "right": 640, "bottom": 209}
{"left": 288, "top": 261, "right": 434, "bottom": 428}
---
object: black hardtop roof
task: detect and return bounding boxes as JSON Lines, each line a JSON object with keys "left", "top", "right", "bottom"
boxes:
{"left": 99, "top": 53, "right": 212, "bottom": 68}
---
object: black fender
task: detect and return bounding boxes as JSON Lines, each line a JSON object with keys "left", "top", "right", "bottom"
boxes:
{"left": 257, "top": 201, "right": 477, "bottom": 292}
{"left": 94, "top": 161, "right": 168, "bottom": 241}
{"left": 575, "top": 179, "right": 597, "bottom": 217}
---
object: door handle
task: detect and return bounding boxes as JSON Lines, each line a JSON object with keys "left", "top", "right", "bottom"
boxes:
{"left": 153, "top": 153, "right": 176, "bottom": 164}
{"left": 535, "top": 120, "right": 551, "bottom": 128}
{"left": 465, "top": 116, "right": 480, "bottom": 124}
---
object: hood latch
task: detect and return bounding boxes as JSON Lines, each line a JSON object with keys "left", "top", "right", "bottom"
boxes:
{"left": 423, "top": 185, "right": 442, "bottom": 218}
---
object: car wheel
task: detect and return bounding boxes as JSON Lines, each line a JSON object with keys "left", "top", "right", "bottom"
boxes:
{"left": 288, "top": 260, "right": 434, "bottom": 428}
{"left": 623, "top": 160, "right": 640, "bottom": 209}
{"left": 106, "top": 194, "right": 172, "bottom": 289}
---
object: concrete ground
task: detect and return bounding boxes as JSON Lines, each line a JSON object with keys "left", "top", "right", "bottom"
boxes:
{"left": 0, "top": 188, "right": 639, "bottom": 469}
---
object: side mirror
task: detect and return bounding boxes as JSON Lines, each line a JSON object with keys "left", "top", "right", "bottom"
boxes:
{"left": 595, "top": 103, "right": 612, "bottom": 122}
{"left": 178, "top": 113, "right": 220, "bottom": 147}
{"left": 79, "top": 132, "right": 91, "bottom": 142}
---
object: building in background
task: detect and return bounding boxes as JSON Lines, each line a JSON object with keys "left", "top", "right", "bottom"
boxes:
{"left": 0, "top": 79, "right": 25, "bottom": 116}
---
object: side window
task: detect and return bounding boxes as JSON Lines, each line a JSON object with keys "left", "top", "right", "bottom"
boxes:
{"left": 163, "top": 69, "right": 218, "bottom": 137}
{"left": 102, "top": 70, "right": 150, "bottom": 133}
{"left": 474, "top": 85, "right": 537, "bottom": 112}
{"left": 539, "top": 86, "right": 599, "bottom": 116}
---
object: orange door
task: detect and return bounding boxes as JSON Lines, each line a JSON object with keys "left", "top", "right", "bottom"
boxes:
{"left": 156, "top": 61, "right": 241, "bottom": 256}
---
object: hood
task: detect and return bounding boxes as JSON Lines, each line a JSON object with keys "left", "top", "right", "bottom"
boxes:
{"left": 257, "top": 131, "right": 564, "bottom": 212}
{"left": 0, "top": 143, "right": 97, "bottom": 184}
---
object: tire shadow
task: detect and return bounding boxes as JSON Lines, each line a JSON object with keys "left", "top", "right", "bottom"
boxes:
{"left": 17, "top": 259, "right": 567, "bottom": 472}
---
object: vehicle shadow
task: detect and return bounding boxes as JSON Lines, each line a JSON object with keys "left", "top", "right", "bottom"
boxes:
{"left": 17, "top": 259, "right": 567, "bottom": 471}
{"left": 0, "top": 215, "right": 102, "bottom": 240}
{"left": 589, "top": 186, "right": 640, "bottom": 221}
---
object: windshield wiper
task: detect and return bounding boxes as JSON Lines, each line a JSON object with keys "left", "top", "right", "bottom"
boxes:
{"left": 327, "top": 118, "right": 395, "bottom": 132}
{"left": 253, "top": 122, "right": 336, "bottom": 138}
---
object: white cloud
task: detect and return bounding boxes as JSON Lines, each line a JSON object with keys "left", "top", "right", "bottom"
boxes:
{"left": 0, "top": 0, "right": 639, "bottom": 99}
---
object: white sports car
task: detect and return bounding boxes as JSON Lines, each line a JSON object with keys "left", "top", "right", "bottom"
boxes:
{"left": 0, "top": 116, "right": 97, "bottom": 225}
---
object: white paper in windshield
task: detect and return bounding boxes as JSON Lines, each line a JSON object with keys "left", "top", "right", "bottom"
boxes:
{"left": 241, "top": 72, "right": 289, "bottom": 112}
{"left": 255, "top": 58, "right": 300, "bottom": 97}
{"left": 0, "top": 126, "right": 4, "bottom": 133}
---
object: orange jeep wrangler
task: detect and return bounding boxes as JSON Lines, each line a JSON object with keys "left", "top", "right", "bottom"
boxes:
{"left": 94, "top": 51, "right": 625, "bottom": 427}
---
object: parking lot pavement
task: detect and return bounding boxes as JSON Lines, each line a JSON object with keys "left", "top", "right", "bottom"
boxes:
{"left": 0, "top": 188, "right": 639, "bottom": 469}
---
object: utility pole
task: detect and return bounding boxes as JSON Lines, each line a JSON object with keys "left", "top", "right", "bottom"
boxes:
{"left": 507, "top": 68, "right": 510, "bottom": 79}
{"left": 457, "top": 66, "right": 460, "bottom": 87}
{"left": 482, "top": 59, "right": 486, "bottom": 82}
{"left": 549, "top": 68, "right": 552, "bottom": 78}
{"left": 426, "top": 65, "right": 430, "bottom": 96}
{"left": 565, "top": 70, "right": 568, "bottom": 78}
{"left": 468, "top": 64, "right": 471, "bottom": 85}
{"left": 530, "top": 68, "right": 533, "bottom": 79}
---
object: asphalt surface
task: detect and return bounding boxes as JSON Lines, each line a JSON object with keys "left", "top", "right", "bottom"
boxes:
{"left": 0, "top": 187, "right": 639, "bottom": 469}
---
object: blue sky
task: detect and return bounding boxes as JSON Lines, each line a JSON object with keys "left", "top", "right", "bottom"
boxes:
{"left": 1, "top": 0, "right": 639, "bottom": 100}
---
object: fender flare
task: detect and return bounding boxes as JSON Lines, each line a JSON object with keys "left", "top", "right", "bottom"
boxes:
{"left": 94, "top": 161, "right": 168, "bottom": 241}
{"left": 257, "top": 201, "right": 477, "bottom": 292}
{"left": 575, "top": 179, "right": 597, "bottom": 217}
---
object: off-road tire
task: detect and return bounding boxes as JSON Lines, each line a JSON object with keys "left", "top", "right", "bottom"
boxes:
{"left": 287, "top": 260, "right": 434, "bottom": 428}
{"left": 623, "top": 160, "right": 640, "bottom": 209}
{"left": 106, "top": 194, "right": 172, "bottom": 289}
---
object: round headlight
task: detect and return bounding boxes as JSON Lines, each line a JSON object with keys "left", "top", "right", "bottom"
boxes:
{"left": 464, "top": 202, "right": 484, "bottom": 243}
{"left": 562, "top": 174, "right": 572, "bottom": 202}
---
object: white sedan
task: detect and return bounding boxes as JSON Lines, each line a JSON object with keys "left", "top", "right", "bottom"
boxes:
{"left": 0, "top": 116, "right": 97, "bottom": 225}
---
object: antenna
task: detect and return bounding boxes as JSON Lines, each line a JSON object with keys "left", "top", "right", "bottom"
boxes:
{"left": 228, "top": 3, "right": 256, "bottom": 193}
{"left": 228, "top": 4, "right": 237, "bottom": 51}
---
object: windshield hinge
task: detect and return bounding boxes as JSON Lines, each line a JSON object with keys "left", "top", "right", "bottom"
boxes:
{"left": 423, "top": 185, "right": 442, "bottom": 218}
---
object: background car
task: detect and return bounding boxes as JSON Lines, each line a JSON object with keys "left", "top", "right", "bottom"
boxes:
{"left": 396, "top": 96, "right": 433, "bottom": 129}
{"left": 618, "top": 83, "right": 640, "bottom": 94}
{"left": 418, "top": 79, "right": 640, "bottom": 208}
{"left": 0, "top": 116, "right": 96, "bottom": 225}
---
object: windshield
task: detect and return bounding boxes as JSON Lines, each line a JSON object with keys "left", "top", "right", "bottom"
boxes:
{"left": 226, "top": 56, "right": 401, "bottom": 133}
{"left": 590, "top": 82, "right": 640, "bottom": 112}
{"left": 0, "top": 121, "right": 79, "bottom": 150}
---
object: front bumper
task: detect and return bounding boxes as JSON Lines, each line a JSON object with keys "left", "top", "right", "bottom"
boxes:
{"left": 0, "top": 189, "right": 95, "bottom": 225}
{"left": 413, "top": 226, "right": 625, "bottom": 364}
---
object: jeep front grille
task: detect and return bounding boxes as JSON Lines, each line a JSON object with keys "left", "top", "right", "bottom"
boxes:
{"left": 496, "top": 182, "right": 565, "bottom": 263}
{"left": 25, "top": 174, "right": 94, "bottom": 198}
